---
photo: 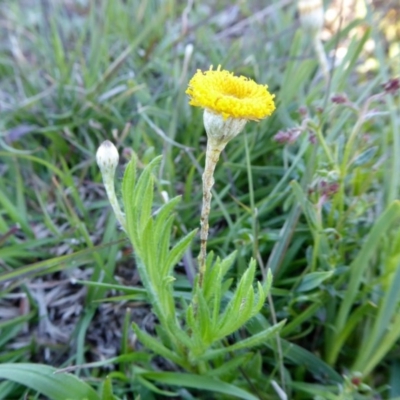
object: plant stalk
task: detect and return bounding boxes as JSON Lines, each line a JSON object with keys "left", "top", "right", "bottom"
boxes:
{"left": 102, "top": 176, "right": 127, "bottom": 231}
{"left": 198, "top": 140, "right": 225, "bottom": 287}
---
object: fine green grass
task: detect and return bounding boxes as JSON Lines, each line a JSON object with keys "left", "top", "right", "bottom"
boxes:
{"left": 0, "top": 0, "right": 400, "bottom": 399}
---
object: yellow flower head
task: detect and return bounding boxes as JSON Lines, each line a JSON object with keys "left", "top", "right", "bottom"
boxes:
{"left": 186, "top": 66, "right": 276, "bottom": 120}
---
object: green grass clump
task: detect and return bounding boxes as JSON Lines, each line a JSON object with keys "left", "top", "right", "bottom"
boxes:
{"left": 0, "top": 0, "right": 400, "bottom": 399}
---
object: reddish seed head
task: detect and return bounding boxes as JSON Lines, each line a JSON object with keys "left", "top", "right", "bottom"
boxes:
{"left": 298, "top": 106, "right": 308, "bottom": 117}
{"left": 331, "top": 93, "right": 348, "bottom": 104}
{"left": 273, "top": 130, "right": 291, "bottom": 144}
{"left": 273, "top": 128, "right": 302, "bottom": 144}
{"left": 351, "top": 376, "right": 362, "bottom": 386}
{"left": 320, "top": 181, "right": 339, "bottom": 197}
{"left": 382, "top": 78, "right": 400, "bottom": 95}
{"left": 309, "top": 133, "right": 317, "bottom": 144}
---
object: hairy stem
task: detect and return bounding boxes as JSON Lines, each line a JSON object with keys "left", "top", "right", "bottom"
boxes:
{"left": 198, "top": 140, "right": 225, "bottom": 287}
{"left": 102, "top": 177, "right": 126, "bottom": 231}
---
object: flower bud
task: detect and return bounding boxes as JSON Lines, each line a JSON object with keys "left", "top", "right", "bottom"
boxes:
{"left": 96, "top": 140, "right": 119, "bottom": 176}
{"left": 382, "top": 78, "right": 400, "bottom": 95}
{"left": 331, "top": 93, "right": 349, "bottom": 104}
{"left": 298, "top": 0, "right": 324, "bottom": 33}
{"left": 96, "top": 140, "right": 126, "bottom": 231}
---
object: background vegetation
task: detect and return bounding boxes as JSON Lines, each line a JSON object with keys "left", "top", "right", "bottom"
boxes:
{"left": 0, "top": 0, "right": 399, "bottom": 399}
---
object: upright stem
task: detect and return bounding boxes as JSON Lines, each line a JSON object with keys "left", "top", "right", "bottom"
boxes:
{"left": 102, "top": 176, "right": 127, "bottom": 232}
{"left": 243, "top": 132, "right": 259, "bottom": 266}
{"left": 198, "top": 140, "right": 224, "bottom": 287}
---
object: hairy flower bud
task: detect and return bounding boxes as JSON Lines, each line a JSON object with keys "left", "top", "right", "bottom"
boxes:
{"left": 298, "top": 0, "right": 324, "bottom": 33}
{"left": 203, "top": 109, "right": 247, "bottom": 150}
{"left": 96, "top": 140, "right": 119, "bottom": 176}
{"left": 96, "top": 140, "right": 126, "bottom": 231}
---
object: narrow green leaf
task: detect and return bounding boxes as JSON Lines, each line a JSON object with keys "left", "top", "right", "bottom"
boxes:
{"left": 100, "top": 376, "right": 118, "bottom": 400}
{"left": 141, "top": 219, "right": 157, "bottom": 282}
{"left": 136, "top": 375, "right": 178, "bottom": 397}
{"left": 250, "top": 314, "right": 342, "bottom": 383}
{"left": 218, "top": 287, "right": 255, "bottom": 340}
{"left": 331, "top": 28, "right": 371, "bottom": 92}
{"left": 205, "top": 353, "right": 252, "bottom": 377}
{"left": 139, "top": 371, "right": 260, "bottom": 400}
{"left": 217, "top": 262, "right": 255, "bottom": 335}
{"left": 0, "top": 190, "right": 31, "bottom": 234}
{"left": 0, "top": 380, "right": 17, "bottom": 400}
{"left": 139, "top": 175, "right": 155, "bottom": 232}
{"left": 254, "top": 270, "right": 273, "bottom": 312}
{"left": 252, "top": 282, "right": 266, "bottom": 314}
{"left": 132, "top": 324, "right": 187, "bottom": 369}
{"left": 266, "top": 205, "right": 301, "bottom": 274}
{"left": 351, "top": 146, "right": 378, "bottom": 167}
{"left": 163, "top": 229, "right": 197, "bottom": 276}
{"left": 290, "top": 382, "right": 339, "bottom": 399}
{"left": 165, "top": 318, "right": 192, "bottom": 349}
{"left": 197, "top": 290, "right": 212, "bottom": 343}
{"left": 335, "top": 201, "right": 400, "bottom": 335}
{"left": 211, "top": 267, "right": 224, "bottom": 327}
{"left": 360, "top": 312, "right": 400, "bottom": 375}
{"left": 389, "top": 361, "right": 400, "bottom": 398}
{"left": 132, "top": 156, "right": 162, "bottom": 215}
{"left": 154, "top": 196, "right": 181, "bottom": 240}
{"left": 199, "top": 321, "right": 285, "bottom": 362}
{"left": 0, "top": 240, "right": 125, "bottom": 284}
{"left": 203, "top": 258, "right": 222, "bottom": 302}
{"left": 186, "top": 303, "right": 195, "bottom": 332}
{"left": 353, "top": 259, "right": 400, "bottom": 372}
{"left": 217, "top": 251, "right": 237, "bottom": 278}
{"left": 204, "top": 252, "right": 237, "bottom": 303}
{"left": 291, "top": 181, "right": 320, "bottom": 230}
{"left": 327, "top": 302, "right": 375, "bottom": 366}
{"left": 0, "top": 363, "right": 100, "bottom": 400}
{"left": 0, "top": 311, "right": 35, "bottom": 330}
{"left": 281, "top": 301, "right": 321, "bottom": 337}
{"left": 296, "top": 271, "right": 334, "bottom": 292}
{"left": 126, "top": 156, "right": 162, "bottom": 247}
{"left": 157, "top": 215, "right": 175, "bottom": 266}
{"left": 129, "top": 207, "right": 142, "bottom": 251}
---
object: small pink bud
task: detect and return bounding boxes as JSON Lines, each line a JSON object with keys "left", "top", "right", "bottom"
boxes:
{"left": 331, "top": 93, "right": 348, "bottom": 104}
{"left": 273, "top": 128, "right": 302, "bottom": 144}
{"left": 382, "top": 78, "right": 400, "bottom": 95}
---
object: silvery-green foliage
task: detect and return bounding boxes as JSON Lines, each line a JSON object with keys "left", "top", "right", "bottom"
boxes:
{"left": 121, "top": 155, "right": 283, "bottom": 371}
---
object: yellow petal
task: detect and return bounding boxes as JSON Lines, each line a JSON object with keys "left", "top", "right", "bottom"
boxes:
{"left": 186, "top": 66, "right": 276, "bottom": 121}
